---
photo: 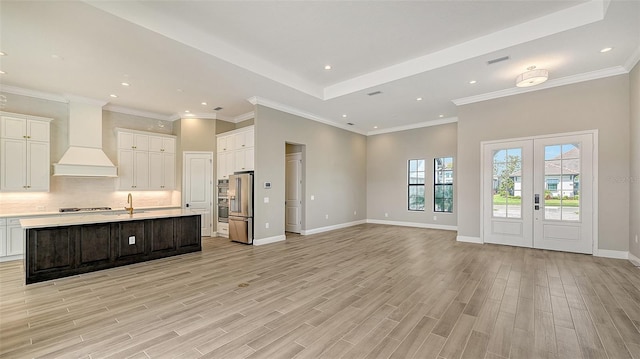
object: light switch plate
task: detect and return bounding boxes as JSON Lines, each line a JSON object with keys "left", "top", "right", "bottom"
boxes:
{"left": 264, "top": 197, "right": 269, "bottom": 203}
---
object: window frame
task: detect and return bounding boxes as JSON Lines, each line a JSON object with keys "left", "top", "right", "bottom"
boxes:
{"left": 434, "top": 157, "right": 454, "bottom": 213}
{"left": 407, "top": 159, "right": 426, "bottom": 211}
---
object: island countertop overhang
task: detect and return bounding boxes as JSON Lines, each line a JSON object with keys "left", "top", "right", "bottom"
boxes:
{"left": 20, "top": 209, "right": 196, "bottom": 229}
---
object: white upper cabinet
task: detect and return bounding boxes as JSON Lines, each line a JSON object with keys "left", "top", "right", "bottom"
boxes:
{"left": 0, "top": 113, "right": 52, "bottom": 192}
{"left": 216, "top": 126, "right": 254, "bottom": 179}
{"left": 217, "top": 134, "right": 234, "bottom": 153}
{"left": 149, "top": 136, "right": 175, "bottom": 153}
{"left": 116, "top": 128, "right": 176, "bottom": 191}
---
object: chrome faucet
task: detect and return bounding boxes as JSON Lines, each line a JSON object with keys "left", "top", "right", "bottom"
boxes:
{"left": 124, "top": 193, "right": 134, "bottom": 215}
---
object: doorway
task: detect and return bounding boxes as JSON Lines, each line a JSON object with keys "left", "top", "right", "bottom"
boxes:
{"left": 285, "top": 144, "right": 304, "bottom": 234}
{"left": 183, "top": 151, "right": 213, "bottom": 237}
{"left": 481, "top": 132, "right": 596, "bottom": 254}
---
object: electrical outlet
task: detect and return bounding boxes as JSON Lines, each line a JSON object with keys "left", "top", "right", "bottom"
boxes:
{"left": 433, "top": 215, "right": 437, "bottom": 221}
{"left": 265, "top": 222, "right": 269, "bottom": 229}
{"left": 636, "top": 234, "right": 638, "bottom": 244}
{"left": 325, "top": 214, "right": 329, "bottom": 219}
{"left": 384, "top": 212, "right": 389, "bottom": 218}
{"left": 36, "top": 206, "right": 45, "bottom": 211}
{"left": 354, "top": 210, "right": 357, "bottom": 215}
{"left": 311, "top": 195, "right": 315, "bottom": 201}
{"left": 128, "top": 236, "right": 135, "bottom": 245}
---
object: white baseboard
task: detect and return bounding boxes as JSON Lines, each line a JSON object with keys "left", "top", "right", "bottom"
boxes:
{"left": 0, "top": 254, "right": 23, "bottom": 263}
{"left": 366, "top": 219, "right": 457, "bottom": 231}
{"left": 253, "top": 235, "right": 286, "bottom": 246}
{"left": 301, "top": 220, "right": 366, "bottom": 236}
{"left": 629, "top": 252, "right": 640, "bottom": 266}
{"left": 595, "top": 249, "right": 629, "bottom": 259}
{"left": 457, "top": 236, "right": 482, "bottom": 244}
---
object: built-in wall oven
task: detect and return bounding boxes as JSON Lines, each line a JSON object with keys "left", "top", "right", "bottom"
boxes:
{"left": 217, "top": 179, "right": 229, "bottom": 223}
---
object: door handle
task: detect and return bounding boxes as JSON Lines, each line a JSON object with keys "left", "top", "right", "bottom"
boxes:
{"left": 186, "top": 203, "right": 190, "bottom": 208}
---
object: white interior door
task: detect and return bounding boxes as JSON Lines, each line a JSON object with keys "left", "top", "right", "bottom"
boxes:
{"left": 184, "top": 152, "right": 213, "bottom": 237}
{"left": 285, "top": 152, "right": 302, "bottom": 233}
{"left": 483, "top": 133, "right": 594, "bottom": 254}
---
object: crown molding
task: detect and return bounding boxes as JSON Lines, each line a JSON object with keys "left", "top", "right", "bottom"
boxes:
{"left": 624, "top": 45, "right": 640, "bottom": 71}
{"left": 248, "top": 96, "right": 367, "bottom": 135}
{"left": 64, "top": 94, "right": 108, "bottom": 107}
{"left": 453, "top": 66, "right": 628, "bottom": 106}
{"left": 0, "top": 84, "right": 68, "bottom": 103}
{"left": 233, "top": 111, "right": 255, "bottom": 123}
{"left": 168, "top": 112, "right": 218, "bottom": 121}
{"left": 367, "top": 117, "right": 458, "bottom": 136}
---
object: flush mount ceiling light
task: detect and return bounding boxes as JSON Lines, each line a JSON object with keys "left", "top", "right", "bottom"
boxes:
{"left": 516, "top": 66, "right": 549, "bottom": 87}
{"left": 324, "top": 65, "right": 332, "bottom": 70}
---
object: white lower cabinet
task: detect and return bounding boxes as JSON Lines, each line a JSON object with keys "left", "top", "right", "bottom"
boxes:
{"left": 218, "top": 222, "right": 229, "bottom": 238}
{"left": 7, "top": 219, "right": 23, "bottom": 256}
{"left": 0, "top": 217, "right": 25, "bottom": 261}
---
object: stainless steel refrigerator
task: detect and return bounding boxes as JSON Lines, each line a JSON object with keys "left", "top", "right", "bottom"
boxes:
{"left": 228, "top": 172, "right": 253, "bottom": 244}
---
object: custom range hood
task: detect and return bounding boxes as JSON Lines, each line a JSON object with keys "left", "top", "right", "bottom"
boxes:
{"left": 52, "top": 97, "right": 117, "bottom": 177}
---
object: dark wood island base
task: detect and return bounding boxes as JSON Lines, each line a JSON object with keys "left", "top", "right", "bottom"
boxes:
{"left": 25, "top": 215, "right": 201, "bottom": 284}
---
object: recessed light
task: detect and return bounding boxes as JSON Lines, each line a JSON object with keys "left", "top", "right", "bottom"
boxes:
{"left": 0, "top": 70, "right": 5, "bottom": 75}
{"left": 416, "top": 97, "right": 423, "bottom": 101}
{"left": 600, "top": 47, "right": 613, "bottom": 53}
{"left": 373, "top": 126, "right": 378, "bottom": 129}
{"left": 469, "top": 80, "right": 477, "bottom": 84}
{"left": 51, "top": 54, "right": 63, "bottom": 60}
{"left": 185, "top": 110, "right": 190, "bottom": 113}
{"left": 185, "top": 113, "right": 195, "bottom": 117}
{"left": 121, "top": 82, "right": 130, "bottom": 87}
{"left": 0, "top": 52, "right": 6, "bottom": 56}
{"left": 342, "top": 114, "right": 347, "bottom": 118}
{"left": 201, "top": 102, "right": 207, "bottom": 106}
{"left": 110, "top": 94, "right": 118, "bottom": 98}
{"left": 177, "top": 88, "right": 183, "bottom": 92}
{"left": 324, "top": 65, "right": 332, "bottom": 70}
{"left": 439, "top": 114, "right": 444, "bottom": 118}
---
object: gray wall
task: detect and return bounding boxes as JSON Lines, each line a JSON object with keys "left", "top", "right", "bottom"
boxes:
{"left": 366, "top": 123, "right": 457, "bottom": 227}
{"left": 630, "top": 62, "right": 640, "bottom": 258}
{"left": 254, "top": 105, "right": 367, "bottom": 240}
{"left": 457, "top": 75, "right": 630, "bottom": 252}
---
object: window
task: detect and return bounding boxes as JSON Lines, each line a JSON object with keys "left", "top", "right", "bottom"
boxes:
{"left": 408, "top": 159, "right": 425, "bottom": 211}
{"left": 434, "top": 157, "right": 453, "bottom": 213}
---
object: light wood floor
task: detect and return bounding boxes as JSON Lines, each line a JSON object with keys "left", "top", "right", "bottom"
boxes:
{"left": 1, "top": 224, "right": 640, "bottom": 359}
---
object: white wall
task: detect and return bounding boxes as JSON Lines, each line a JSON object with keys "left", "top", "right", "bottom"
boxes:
{"left": 254, "top": 105, "right": 367, "bottom": 240}
{"left": 629, "top": 62, "right": 640, "bottom": 259}
{"left": 457, "top": 75, "right": 630, "bottom": 252}
{"left": 366, "top": 123, "right": 457, "bottom": 228}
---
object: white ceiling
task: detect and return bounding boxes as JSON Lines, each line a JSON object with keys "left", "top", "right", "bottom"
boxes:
{"left": 0, "top": 0, "right": 638, "bottom": 135}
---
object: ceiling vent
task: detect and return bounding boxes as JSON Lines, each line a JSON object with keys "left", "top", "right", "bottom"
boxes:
{"left": 213, "top": 107, "right": 223, "bottom": 111}
{"left": 367, "top": 91, "right": 382, "bottom": 96}
{"left": 487, "top": 56, "right": 510, "bottom": 65}
{"left": 347, "top": 122, "right": 354, "bottom": 126}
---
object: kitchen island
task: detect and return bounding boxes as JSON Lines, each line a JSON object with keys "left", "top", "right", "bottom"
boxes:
{"left": 21, "top": 209, "right": 201, "bottom": 284}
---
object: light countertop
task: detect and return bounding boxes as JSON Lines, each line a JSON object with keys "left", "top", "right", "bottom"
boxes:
{"left": 20, "top": 209, "right": 198, "bottom": 229}
{"left": 0, "top": 205, "right": 180, "bottom": 219}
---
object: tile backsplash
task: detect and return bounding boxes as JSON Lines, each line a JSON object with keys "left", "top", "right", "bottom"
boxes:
{"left": 0, "top": 176, "right": 180, "bottom": 215}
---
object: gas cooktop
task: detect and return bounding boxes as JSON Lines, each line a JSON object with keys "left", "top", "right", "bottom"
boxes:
{"left": 59, "top": 207, "right": 112, "bottom": 213}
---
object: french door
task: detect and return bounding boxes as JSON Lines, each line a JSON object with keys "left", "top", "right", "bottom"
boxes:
{"left": 482, "top": 133, "right": 594, "bottom": 254}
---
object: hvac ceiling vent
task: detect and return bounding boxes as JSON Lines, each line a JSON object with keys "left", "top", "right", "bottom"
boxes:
{"left": 367, "top": 91, "right": 382, "bottom": 96}
{"left": 347, "top": 122, "right": 354, "bottom": 126}
{"left": 213, "top": 107, "right": 223, "bottom": 111}
{"left": 487, "top": 56, "right": 510, "bottom": 65}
